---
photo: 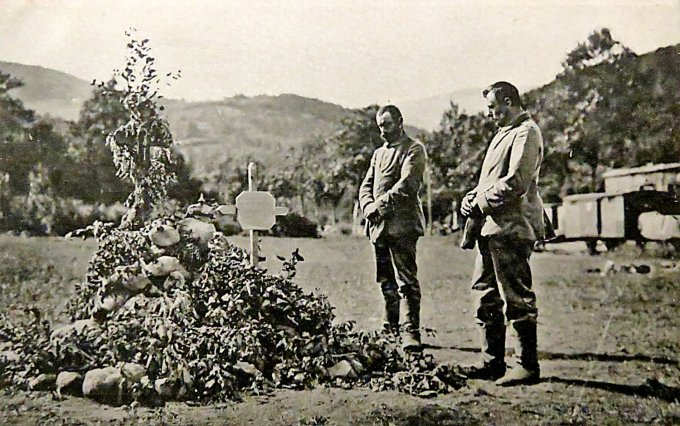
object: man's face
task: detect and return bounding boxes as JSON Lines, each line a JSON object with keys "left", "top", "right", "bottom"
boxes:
{"left": 376, "top": 111, "right": 402, "bottom": 142}
{"left": 485, "top": 91, "right": 511, "bottom": 126}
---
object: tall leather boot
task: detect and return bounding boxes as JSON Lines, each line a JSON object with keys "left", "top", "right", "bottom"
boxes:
{"left": 481, "top": 321, "right": 506, "bottom": 366}
{"left": 381, "top": 284, "right": 400, "bottom": 336}
{"left": 515, "top": 320, "right": 539, "bottom": 372}
{"left": 400, "top": 294, "right": 421, "bottom": 351}
{"left": 462, "top": 322, "right": 506, "bottom": 380}
{"left": 496, "top": 320, "right": 540, "bottom": 386}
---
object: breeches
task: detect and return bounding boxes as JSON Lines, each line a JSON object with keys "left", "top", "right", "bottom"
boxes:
{"left": 374, "top": 235, "right": 420, "bottom": 302}
{"left": 471, "top": 236, "right": 538, "bottom": 326}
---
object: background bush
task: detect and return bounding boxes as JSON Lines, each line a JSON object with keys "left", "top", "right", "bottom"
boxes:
{"left": 270, "top": 213, "right": 319, "bottom": 238}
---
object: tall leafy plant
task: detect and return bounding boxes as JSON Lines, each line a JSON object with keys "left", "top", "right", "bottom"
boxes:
{"left": 104, "top": 30, "right": 181, "bottom": 229}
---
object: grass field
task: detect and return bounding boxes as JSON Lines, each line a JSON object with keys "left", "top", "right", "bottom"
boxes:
{"left": 0, "top": 234, "right": 678, "bottom": 425}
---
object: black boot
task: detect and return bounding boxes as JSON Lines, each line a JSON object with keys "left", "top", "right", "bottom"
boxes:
{"left": 462, "top": 322, "right": 506, "bottom": 380}
{"left": 381, "top": 286, "right": 400, "bottom": 336}
{"left": 496, "top": 320, "right": 540, "bottom": 386}
{"left": 400, "top": 295, "right": 421, "bottom": 351}
{"left": 460, "top": 360, "right": 506, "bottom": 380}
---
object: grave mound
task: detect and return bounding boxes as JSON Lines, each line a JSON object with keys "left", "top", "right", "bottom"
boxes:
{"left": 0, "top": 203, "right": 465, "bottom": 405}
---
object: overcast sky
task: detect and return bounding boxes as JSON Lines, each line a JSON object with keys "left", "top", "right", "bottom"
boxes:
{"left": 1, "top": 0, "right": 678, "bottom": 108}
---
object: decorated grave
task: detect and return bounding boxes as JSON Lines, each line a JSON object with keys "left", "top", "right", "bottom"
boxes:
{"left": 0, "top": 32, "right": 465, "bottom": 406}
{"left": 0, "top": 198, "right": 465, "bottom": 406}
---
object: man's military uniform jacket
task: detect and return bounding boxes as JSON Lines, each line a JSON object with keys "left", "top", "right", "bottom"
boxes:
{"left": 471, "top": 112, "right": 546, "bottom": 241}
{"left": 359, "top": 134, "right": 427, "bottom": 243}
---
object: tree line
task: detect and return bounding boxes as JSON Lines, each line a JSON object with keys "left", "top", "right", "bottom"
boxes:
{"left": 247, "top": 29, "right": 679, "bottom": 228}
{"left": 0, "top": 29, "right": 678, "bottom": 235}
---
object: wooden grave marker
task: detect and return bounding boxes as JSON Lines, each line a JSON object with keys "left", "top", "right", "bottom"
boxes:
{"left": 216, "top": 162, "right": 288, "bottom": 267}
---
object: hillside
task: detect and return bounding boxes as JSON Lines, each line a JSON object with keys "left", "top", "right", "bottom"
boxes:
{"left": 526, "top": 43, "right": 680, "bottom": 116}
{"left": 398, "top": 87, "right": 488, "bottom": 131}
{"left": 163, "top": 94, "right": 354, "bottom": 174}
{"left": 0, "top": 60, "right": 429, "bottom": 175}
{"left": 0, "top": 61, "right": 374, "bottom": 174}
{"left": 0, "top": 61, "right": 93, "bottom": 121}
{"left": 523, "top": 42, "right": 680, "bottom": 200}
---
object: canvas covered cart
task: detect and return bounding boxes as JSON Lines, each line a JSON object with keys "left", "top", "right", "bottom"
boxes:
{"left": 545, "top": 163, "right": 680, "bottom": 251}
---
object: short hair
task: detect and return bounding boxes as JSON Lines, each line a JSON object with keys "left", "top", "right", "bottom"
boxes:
{"left": 483, "top": 81, "right": 523, "bottom": 107}
{"left": 377, "top": 104, "right": 403, "bottom": 122}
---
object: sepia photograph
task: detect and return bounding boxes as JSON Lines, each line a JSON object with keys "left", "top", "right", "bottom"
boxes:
{"left": 0, "top": 0, "right": 678, "bottom": 424}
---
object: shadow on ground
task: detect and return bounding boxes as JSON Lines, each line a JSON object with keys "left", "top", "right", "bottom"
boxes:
{"left": 423, "top": 344, "right": 678, "bottom": 366}
{"left": 543, "top": 376, "right": 680, "bottom": 403}
{"left": 423, "top": 344, "right": 680, "bottom": 402}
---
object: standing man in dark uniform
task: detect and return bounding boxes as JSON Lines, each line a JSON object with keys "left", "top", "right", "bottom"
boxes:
{"left": 359, "top": 105, "right": 427, "bottom": 351}
{"left": 460, "top": 81, "right": 547, "bottom": 386}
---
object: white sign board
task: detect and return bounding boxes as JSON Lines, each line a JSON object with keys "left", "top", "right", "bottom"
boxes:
{"left": 235, "top": 191, "right": 288, "bottom": 231}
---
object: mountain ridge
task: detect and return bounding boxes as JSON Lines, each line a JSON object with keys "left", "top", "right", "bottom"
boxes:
{"left": 0, "top": 60, "right": 428, "bottom": 174}
{"left": 0, "top": 61, "right": 93, "bottom": 121}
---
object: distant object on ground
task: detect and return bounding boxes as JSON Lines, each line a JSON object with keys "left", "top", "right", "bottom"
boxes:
{"left": 545, "top": 163, "right": 680, "bottom": 254}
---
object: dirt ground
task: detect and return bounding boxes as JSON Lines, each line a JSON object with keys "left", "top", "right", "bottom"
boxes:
{"left": 0, "top": 234, "right": 678, "bottom": 425}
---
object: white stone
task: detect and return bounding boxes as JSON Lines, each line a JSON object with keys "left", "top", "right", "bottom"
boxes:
{"left": 347, "top": 357, "right": 365, "bottom": 375}
{"left": 234, "top": 361, "right": 259, "bottom": 376}
{"left": 83, "top": 367, "right": 122, "bottom": 403}
{"left": 142, "top": 256, "right": 186, "bottom": 278}
{"left": 326, "top": 360, "right": 357, "bottom": 379}
{"left": 28, "top": 373, "right": 57, "bottom": 391}
{"left": 179, "top": 218, "right": 215, "bottom": 247}
{"left": 99, "top": 293, "right": 128, "bottom": 312}
{"left": 149, "top": 225, "right": 181, "bottom": 247}
{"left": 56, "top": 372, "right": 83, "bottom": 396}
{"left": 120, "top": 362, "right": 146, "bottom": 382}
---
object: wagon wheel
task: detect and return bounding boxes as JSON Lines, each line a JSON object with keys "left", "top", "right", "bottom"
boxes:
{"left": 670, "top": 239, "right": 680, "bottom": 253}
{"left": 604, "top": 239, "right": 625, "bottom": 252}
{"left": 585, "top": 239, "right": 599, "bottom": 256}
{"left": 634, "top": 238, "right": 647, "bottom": 252}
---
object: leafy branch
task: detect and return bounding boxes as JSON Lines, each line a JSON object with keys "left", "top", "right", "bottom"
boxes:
{"left": 103, "top": 29, "right": 182, "bottom": 229}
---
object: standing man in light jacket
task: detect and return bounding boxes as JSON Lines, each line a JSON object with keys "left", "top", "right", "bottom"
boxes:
{"left": 460, "top": 81, "right": 546, "bottom": 386}
{"left": 359, "top": 105, "right": 427, "bottom": 351}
